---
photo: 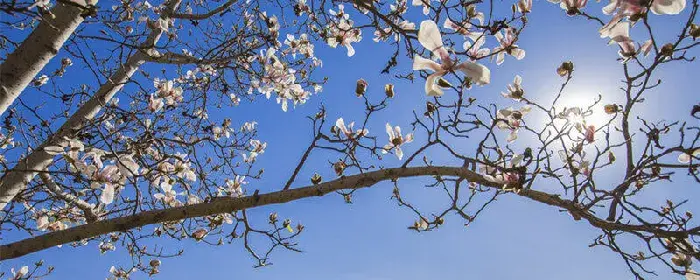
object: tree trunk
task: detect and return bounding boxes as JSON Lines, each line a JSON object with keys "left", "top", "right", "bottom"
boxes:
{"left": 0, "top": 1, "right": 88, "bottom": 117}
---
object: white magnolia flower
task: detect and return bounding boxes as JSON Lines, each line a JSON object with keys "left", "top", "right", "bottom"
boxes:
{"left": 501, "top": 75, "right": 525, "bottom": 100}
{"left": 495, "top": 106, "right": 531, "bottom": 142}
{"left": 153, "top": 181, "right": 181, "bottom": 207}
{"left": 226, "top": 175, "right": 247, "bottom": 197}
{"left": 463, "top": 33, "right": 490, "bottom": 60}
{"left": 494, "top": 28, "right": 526, "bottom": 65}
{"left": 480, "top": 154, "right": 524, "bottom": 187}
{"left": 678, "top": 149, "right": 700, "bottom": 163}
{"left": 382, "top": 123, "right": 414, "bottom": 160}
{"left": 335, "top": 118, "right": 368, "bottom": 139}
{"left": 413, "top": 20, "right": 490, "bottom": 96}
{"left": 11, "top": 266, "right": 29, "bottom": 280}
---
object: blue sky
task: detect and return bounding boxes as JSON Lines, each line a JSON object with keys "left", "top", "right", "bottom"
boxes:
{"left": 1, "top": 0, "right": 699, "bottom": 279}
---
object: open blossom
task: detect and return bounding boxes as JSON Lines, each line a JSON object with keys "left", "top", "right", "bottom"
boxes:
{"left": 501, "top": 75, "right": 525, "bottom": 100}
{"left": 374, "top": 20, "right": 415, "bottom": 42}
{"left": 382, "top": 123, "right": 414, "bottom": 160}
{"left": 154, "top": 181, "right": 181, "bottom": 207}
{"left": 480, "top": 154, "right": 524, "bottom": 188}
{"left": 153, "top": 79, "right": 183, "bottom": 106}
{"left": 557, "top": 107, "right": 590, "bottom": 132}
{"left": 413, "top": 20, "right": 490, "bottom": 97}
{"left": 327, "top": 6, "right": 362, "bottom": 57}
{"left": 600, "top": 22, "right": 652, "bottom": 59}
{"left": 148, "top": 93, "right": 164, "bottom": 112}
{"left": 225, "top": 175, "right": 247, "bottom": 197}
{"left": 678, "top": 149, "right": 700, "bottom": 163}
{"left": 495, "top": 106, "right": 531, "bottom": 142}
{"left": 518, "top": 0, "right": 533, "bottom": 12}
{"left": 243, "top": 139, "right": 267, "bottom": 162}
{"left": 335, "top": 118, "right": 368, "bottom": 139}
{"left": 463, "top": 33, "right": 490, "bottom": 60}
{"left": 549, "top": 0, "right": 588, "bottom": 15}
{"left": 11, "top": 266, "right": 29, "bottom": 280}
{"left": 494, "top": 28, "right": 526, "bottom": 65}
{"left": 603, "top": 0, "right": 685, "bottom": 18}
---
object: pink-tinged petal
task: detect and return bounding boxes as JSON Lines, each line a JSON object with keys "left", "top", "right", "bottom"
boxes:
{"left": 425, "top": 73, "right": 445, "bottom": 96}
{"left": 413, "top": 55, "right": 441, "bottom": 72}
{"left": 512, "top": 48, "right": 526, "bottom": 60}
{"left": 100, "top": 184, "right": 115, "bottom": 205}
{"left": 514, "top": 75, "right": 522, "bottom": 86}
{"left": 405, "top": 133, "right": 414, "bottom": 143}
{"left": 418, "top": 20, "right": 444, "bottom": 52}
{"left": 602, "top": 0, "right": 618, "bottom": 14}
{"left": 345, "top": 43, "right": 356, "bottom": 57}
{"left": 456, "top": 62, "right": 491, "bottom": 85}
{"left": 496, "top": 52, "right": 505, "bottom": 65}
{"left": 678, "top": 153, "right": 691, "bottom": 163}
{"left": 506, "top": 130, "right": 518, "bottom": 143}
{"left": 651, "top": 0, "right": 685, "bottom": 14}
{"left": 640, "top": 40, "right": 653, "bottom": 56}
{"left": 385, "top": 123, "right": 395, "bottom": 139}
{"left": 395, "top": 146, "right": 404, "bottom": 160}
{"left": 603, "top": 21, "right": 630, "bottom": 42}
{"left": 394, "top": 126, "right": 402, "bottom": 137}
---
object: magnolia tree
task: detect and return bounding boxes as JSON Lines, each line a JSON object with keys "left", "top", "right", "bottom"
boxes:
{"left": 0, "top": 0, "right": 698, "bottom": 278}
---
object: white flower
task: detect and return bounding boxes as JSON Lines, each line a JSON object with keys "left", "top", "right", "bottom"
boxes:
{"left": 494, "top": 28, "right": 526, "bottom": 65}
{"left": 501, "top": 75, "right": 525, "bottom": 100}
{"left": 335, "top": 118, "right": 368, "bottom": 139}
{"left": 100, "top": 184, "right": 115, "bottom": 205}
{"left": 413, "top": 20, "right": 490, "bottom": 96}
{"left": 153, "top": 181, "right": 181, "bottom": 207}
{"left": 495, "top": 106, "right": 531, "bottom": 142}
{"left": 226, "top": 175, "right": 247, "bottom": 197}
{"left": 33, "top": 74, "right": 49, "bottom": 86}
{"left": 382, "top": 123, "right": 414, "bottom": 160}
{"left": 678, "top": 149, "right": 700, "bottom": 163}
{"left": 463, "top": 33, "right": 490, "bottom": 60}
{"left": 11, "top": 266, "right": 29, "bottom": 280}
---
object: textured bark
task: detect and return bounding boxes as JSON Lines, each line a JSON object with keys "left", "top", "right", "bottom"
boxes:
{"left": 0, "top": 166, "right": 490, "bottom": 260}
{"left": 0, "top": 1, "right": 87, "bottom": 117}
{"left": 0, "top": 0, "right": 180, "bottom": 210}
{"left": 1, "top": 165, "right": 692, "bottom": 260}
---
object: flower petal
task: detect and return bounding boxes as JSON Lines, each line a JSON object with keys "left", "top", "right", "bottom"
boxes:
{"left": 651, "top": 0, "right": 685, "bottom": 14}
{"left": 413, "top": 55, "right": 441, "bottom": 72}
{"left": 418, "top": 20, "right": 443, "bottom": 52}
{"left": 456, "top": 62, "right": 491, "bottom": 85}
{"left": 425, "top": 73, "right": 445, "bottom": 96}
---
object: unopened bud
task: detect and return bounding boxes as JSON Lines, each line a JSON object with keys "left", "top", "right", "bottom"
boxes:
{"left": 311, "top": 173, "right": 322, "bottom": 185}
{"left": 557, "top": 61, "right": 574, "bottom": 77}
{"left": 604, "top": 104, "right": 619, "bottom": 114}
{"left": 690, "top": 24, "right": 700, "bottom": 39}
{"left": 425, "top": 101, "right": 436, "bottom": 117}
{"left": 384, "top": 84, "right": 395, "bottom": 98}
{"left": 660, "top": 43, "right": 674, "bottom": 57}
{"left": 355, "top": 79, "right": 368, "bottom": 97}
{"left": 333, "top": 160, "right": 346, "bottom": 176}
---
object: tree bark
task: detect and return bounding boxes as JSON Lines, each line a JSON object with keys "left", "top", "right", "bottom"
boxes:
{"left": 0, "top": 165, "right": 693, "bottom": 260}
{"left": 0, "top": 0, "right": 88, "bottom": 117}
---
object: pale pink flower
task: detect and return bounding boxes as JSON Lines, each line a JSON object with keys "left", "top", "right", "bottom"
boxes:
{"left": 494, "top": 28, "right": 526, "bottom": 65}
{"left": 413, "top": 20, "right": 490, "bottom": 96}
{"left": 335, "top": 118, "right": 369, "bottom": 139}
{"left": 501, "top": 75, "right": 525, "bottom": 100}
{"left": 382, "top": 123, "right": 414, "bottom": 160}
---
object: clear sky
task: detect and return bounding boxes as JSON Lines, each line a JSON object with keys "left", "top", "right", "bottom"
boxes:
{"left": 1, "top": 0, "right": 699, "bottom": 279}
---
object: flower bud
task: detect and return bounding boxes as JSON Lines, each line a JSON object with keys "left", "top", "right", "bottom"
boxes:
{"left": 557, "top": 61, "right": 574, "bottom": 77}
{"left": 269, "top": 212, "right": 278, "bottom": 223}
{"left": 384, "top": 84, "right": 395, "bottom": 98}
{"left": 191, "top": 228, "right": 208, "bottom": 241}
{"left": 343, "top": 193, "right": 352, "bottom": 203}
{"left": 690, "top": 24, "right": 700, "bottom": 39}
{"left": 604, "top": 104, "right": 619, "bottom": 114}
{"left": 671, "top": 253, "right": 692, "bottom": 267}
{"left": 424, "top": 101, "right": 436, "bottom": 117}
{"left": 333, "top": 160, "right": 346, "bottom": 176}
{"left": 660, "top": 43, "right": 674, "bottom": 57}
{"left": 311, "top": 173, "right": 322, "bottom": 185}
{"left": 355, "top": 79, "right": 368, "bottom": 97}
{"left": 150, "top": 259, "right": 161, "bottom": 267}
